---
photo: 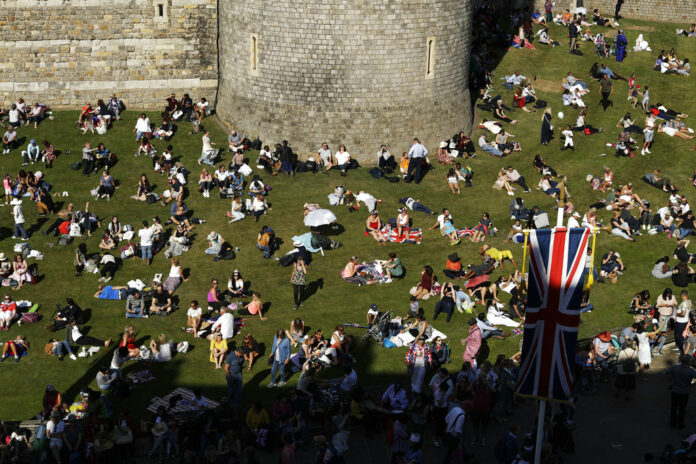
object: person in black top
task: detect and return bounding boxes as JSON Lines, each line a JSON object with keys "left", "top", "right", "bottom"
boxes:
{"left": 568, "top": 20, "right": 579, "bottom": 54}
{"left": 150, "top": 285, "right": 173, "bottom": 315}
{"left": 180, "top": 94, "right": 194, "bottom": 121}
{"left": 53, "top": 299, "right": 83, "bottom": 329}
{"left": 674, "top": 240, "right": 696, "bottom": 263}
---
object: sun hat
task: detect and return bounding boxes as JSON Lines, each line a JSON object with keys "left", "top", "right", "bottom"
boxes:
{"left": 440, "top": 141, "right": 447, "bottom": 148}
{"left": 293, "top": 240, "right": 302, "bottom": 247}
{"left": 370, "top": 303, "right": 378, "bottom": 311}
{"left": 151, "top": 421, "right": 168, "bottom": 437}
{"left": 0, "top": 253, "right": 6, "bottom": 261}
{"left": 448, "top": 253, "right": 460, "bottom": 261}
{"left": 10, "top": 198, "right": 22, "bottom": 205}
{"left": 598, "top": 331, "right": 612, "bottom": 342}
{"left": 207, "top": 232, "right": 218, "bottom": 241}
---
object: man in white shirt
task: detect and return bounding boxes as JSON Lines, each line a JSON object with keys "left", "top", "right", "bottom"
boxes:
{"left": 316, "top": 143, "right": 332, "bottom": 173}
{"left": 505, "top": 166, "right": 530, "bottom": 192}
{"left": 405, "top": 138, "right": 429, "bottom": 184}
{"left": 2, "top": 127, "right": 17, "bottom": 154}
{"left": 210, "top": 307, "right": 235, "bottom": 339}
{"left": 430, "top": 208, "right": 452, "bottom": 235}
{"left": 46, "top": 411, "right": 66, "bottom": 463}
{"left": 334, "top": 148, "right": 351, "bottom": 176}
{"left": 337, "top": 366, "right": 358, "bottom": 392}
{"left": 442, "top": 401, "right": 468, "bottom": 462}
{"left": 481, "top": 119, "right": 503, "bottom": 135}
{"left": 11, "top": 197, "right": 29, "bottom": 239}
{"left": 505, "top": 70, "right": 526, "bottom": 86}
{"left": 134, "top": 113, "right": 151, "bottom": 142}
{"left": 355, "top": 191, "right": 378, "bottom": 212}
{"left": 214, "top": 165, "right": 231, "bottom": 189}
{"left": 138, "top": 220, "right": 155, "bottom": 266}
{"left": 7, "top": 104, "right": 20, "bottom": 129}
{"left": 568, "top": 211, "right": 581, "bottom": 228}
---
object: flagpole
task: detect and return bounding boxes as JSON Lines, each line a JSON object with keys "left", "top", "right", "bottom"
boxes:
{"left": 584, "top": 229, "right": 598, "bottom": 291}
{"left": 534, "top": 400, "right": 546, "bottom": 464}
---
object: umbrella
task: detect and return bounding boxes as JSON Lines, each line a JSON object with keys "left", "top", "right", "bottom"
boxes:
{"left": 304, "top": 209, "right": 337, "bottom": 227}
{"left": 465, "top": 274, "right": 489, "bottom": 289}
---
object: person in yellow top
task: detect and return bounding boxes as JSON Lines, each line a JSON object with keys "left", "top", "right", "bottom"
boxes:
{"left": 245, "top": 402, "right": 270, "bottom": 432}
{"left": 480, "top": 244, "right": 517, "bottom": 267}
{"left": 209, "top": 331, "right": 228, "bottom": 369}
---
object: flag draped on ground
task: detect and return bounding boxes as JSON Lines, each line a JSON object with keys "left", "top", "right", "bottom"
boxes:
{"left": 516, "top": 227, "right": 590, "bottom": 401}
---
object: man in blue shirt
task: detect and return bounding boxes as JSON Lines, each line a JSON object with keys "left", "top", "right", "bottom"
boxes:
{"left": 225, "top": 344, "right": 244, "bottom": 406}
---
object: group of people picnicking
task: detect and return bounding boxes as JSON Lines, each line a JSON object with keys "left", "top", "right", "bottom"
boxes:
{"left": 2, "top": 2, "right": 696, "bottom": 464}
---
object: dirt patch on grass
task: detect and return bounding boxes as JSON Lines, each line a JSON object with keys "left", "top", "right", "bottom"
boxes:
{"left": 532, "top": 79, "right": 561, "bottom": 93}
{"left": 623, "top": 25, "right": 655, "bottom": 32}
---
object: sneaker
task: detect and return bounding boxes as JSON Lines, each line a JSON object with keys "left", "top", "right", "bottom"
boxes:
{"left": 293, "top": 305, "right": 298, "bottom": 311}
{"left": 267, "top": 383, "right": 277, "bottom": 388}
{"left": 142, "top": 314, "right": 149, "bottom": 319}
{"left": 277, "top": 381, "right": 286, "bottom": 387}
{"left": 14, "top": 356, "right": 19, "bottom": 363}
{"left": 104, "top": 277, "right": 111, "bottom": 283}
{"left": 69, "top": 354, "right": 77, "bottom": 361}
{"left": 98, "top": 277, "right": 105, "bottom": 282}
{"left": 384, "top": 278, "right": 392, "bottom": 283}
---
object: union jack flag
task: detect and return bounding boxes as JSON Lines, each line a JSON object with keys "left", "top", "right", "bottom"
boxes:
{"left": 516, "top": 227, "right": 590, "bottom": 401}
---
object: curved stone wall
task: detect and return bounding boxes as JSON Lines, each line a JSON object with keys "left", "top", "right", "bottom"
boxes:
{"left": 217, "top": 0, "right": 473, "bottom": 161}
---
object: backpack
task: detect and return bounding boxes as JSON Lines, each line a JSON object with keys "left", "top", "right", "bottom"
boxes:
{"left": 349, "top": 159, "right": 360, "bottom": 169}
{"left": 295, "top": 161, "right": 307, "bottom": 173}
{"left": 249, "top": 137, "right": 262, "bottom": 151}
{"left": 146, "top": 193, "right": 159, "bottom": 204}
{"left": 279, "top": 253, "right": 296, "bottom": 267}
{"left": 305, "top": 160, "right": 317, "bottom": 173}
{"left": 369, "top": 167, "right": 384, "bottom": 179}
{"left": 57, "top": 234, "right": 72, "bottom": 246}
{"left": 213, "top": 242, "right": 236, "bottom": 261}
{"left": 22, "top": 312, "right": 40, "bottom": 323}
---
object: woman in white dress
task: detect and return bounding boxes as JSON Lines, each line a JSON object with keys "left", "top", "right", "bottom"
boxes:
{"left": 635, "top": 324, "right": 661, "bottom": 374}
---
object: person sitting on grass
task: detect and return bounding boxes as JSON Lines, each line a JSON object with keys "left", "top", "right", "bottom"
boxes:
{"left": 209, "top": 331, "right": 227, "bottom": 369}
{"left": 366, "top": 210, "right": 388, "bottom": 245}
{"left": 187, "top": 300, "right": 203, "bottom": 338}
{"left": 125, "top": 290, "right": 147, "bottom": 319}
{"left": 150, "top": 285, "right": 173, "bottom": 316}
{"left": 239, "top": 292, "right": 267, "bottom": 321}
{"left": 149, "top": 334, "right": 173, "bottom": 362}
{"left": 240, "top": 333, "right": 260, "bottom": 372}
{"left": 0, "top": 294, "right": 17, "bottom": 331}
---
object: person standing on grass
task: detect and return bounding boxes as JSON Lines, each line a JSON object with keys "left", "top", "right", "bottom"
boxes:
{"left": 225, "top": 342, "right": 244, "bottom": 406}
{"left": 599, "top": 74, "right": 614, "bottom": 112}
{"left": 268, "top": 329, "right": 291, "bottom": 388}
{"left": 138, "top": 220, "right": 155, "bottom": 266}
{"left": 666, "top": 354, "right": 696, "bottom": 429}
{"left": 405, "top": 138, "right": 429, "bottom": 184}
{"left": 10, "top": 197, "right": 29, "bottom": 239}
{"left": 291, "top": 256, "right": 307, "bottom": 311}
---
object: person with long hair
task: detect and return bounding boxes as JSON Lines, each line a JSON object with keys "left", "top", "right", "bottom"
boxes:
{"left": 413, "top": 265, "right": 434, "bottom": 299}
{"left": 290, "top": 257, "right": 307, "bottom": 311}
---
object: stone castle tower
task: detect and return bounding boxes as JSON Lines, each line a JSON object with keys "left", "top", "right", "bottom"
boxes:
{"left": 0, "top": 0, "right": 473, "bottom": 163}
{"left": 216, "top": 0, "right": 474, "bottom": 161}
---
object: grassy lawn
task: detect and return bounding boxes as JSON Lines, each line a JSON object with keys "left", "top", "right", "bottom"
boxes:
{"left": 0, "top": 16, "right": 695, "bottom": 420}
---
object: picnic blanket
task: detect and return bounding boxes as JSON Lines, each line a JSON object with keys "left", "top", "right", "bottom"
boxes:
{"left": 386, "top": 317, "right": 448, "bottom": 347}
{"left": 383, "top": 225, "right": 422, "bottom": 244}
{"left": 291, "top": 232, "right": 322, "bottom": 253}
{"left": 146, "top": 387, "right": 220, "bottom": 417}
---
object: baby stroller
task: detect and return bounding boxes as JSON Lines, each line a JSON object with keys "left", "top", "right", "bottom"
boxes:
{"left": 345, "top": 310, "right": 394, "bottom": 344}
{"left": 594, "top": 33, "right": 610, "bottom": 58}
